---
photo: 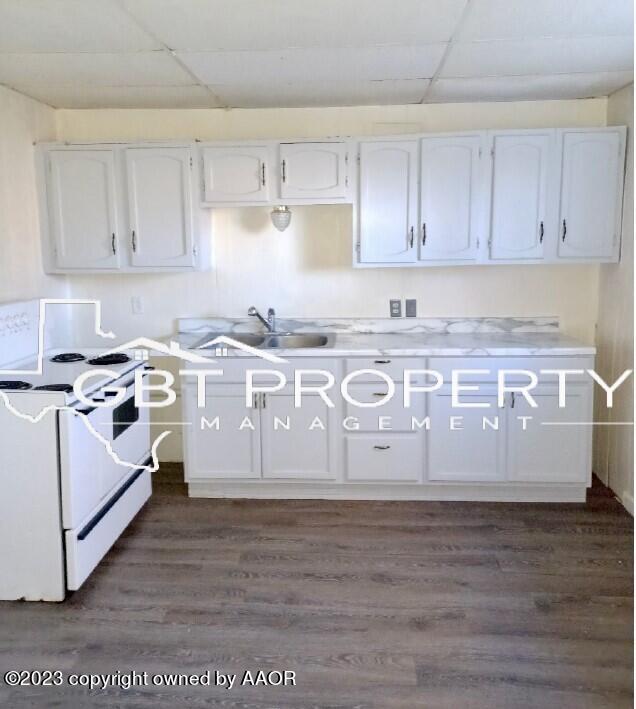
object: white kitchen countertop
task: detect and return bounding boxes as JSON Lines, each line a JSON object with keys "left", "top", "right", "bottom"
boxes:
{"left": 172, "top": 330, "right": 595, "bottom": 358}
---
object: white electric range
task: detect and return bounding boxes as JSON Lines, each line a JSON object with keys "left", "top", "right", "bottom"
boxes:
{"left": 0, "top": 300, "right": 152, "bottom": 601}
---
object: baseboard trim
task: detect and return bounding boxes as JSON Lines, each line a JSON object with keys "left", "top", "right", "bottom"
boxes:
{"left": 619, "top": 490, "right": 634, "bottom": 516}
{"left": 187, "top": 481, "right": 587, "bottom": 503}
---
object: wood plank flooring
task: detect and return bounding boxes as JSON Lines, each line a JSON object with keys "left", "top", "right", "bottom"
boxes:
{"left": 0, "top": 466, "right": 632, "bottom": 708}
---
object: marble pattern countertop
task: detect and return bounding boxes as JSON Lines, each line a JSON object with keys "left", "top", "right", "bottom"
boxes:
{"left": 172, "top": 317, "right": 595, "bottom": 357}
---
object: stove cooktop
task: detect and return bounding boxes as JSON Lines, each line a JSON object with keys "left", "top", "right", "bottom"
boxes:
{"left": 50, "top": 352, "right": 132, "bottom": 366}
{"left": 50, "top": 353, "right": 86, "bottom": 363}
{"left": 0, "top": 381, "right": 33, "bottom": 391}
{"left": 34, "top": 384, "right": 75, "bottom": 393}
{"left": 87, "top": 353, "right": 131, "bottom": 366}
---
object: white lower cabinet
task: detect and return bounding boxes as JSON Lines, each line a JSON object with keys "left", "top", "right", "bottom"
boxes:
{"left": 183, "top": 355, "right": 594, "bottom": 500}
{"left": 345, "top": 435, "right": 422, "bottom": 482}
{"left": 183, "top": 386, "right": 261, "bottom": 480}
{"left": 426, "top": 385, "right": 505, "bottom": 482}
{"left": 507, "top": 385, "right": 592, "bottom": 483}
{"left": 261, "top": 391, "right": 338, "bottom": 480}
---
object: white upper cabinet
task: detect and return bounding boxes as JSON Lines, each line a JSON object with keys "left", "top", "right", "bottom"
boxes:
{"left": 358, "top": 140, "right": 418, "bottom": 264}
{"left": 125, "top": 147, "right": 195, "bottom": 268}
{"left": 419, "top": 136, "right": 481, "bottom": 262}
{"left": 557, "top": 128, "right": 625, "bottom": 261}
{"left": 46, "top": 149, "right": 120, "bottom": 270}
{"left": 488, "top": 132, "right": 551, "bottom": 261}
{"left": 201, "top": 144, "right": 271, "bottom": 205}
{"left": 40, "top": 143, "right": 208, "bottom": 274}
{"left": 278, "top": 142, "right": 349, "bottom": 202}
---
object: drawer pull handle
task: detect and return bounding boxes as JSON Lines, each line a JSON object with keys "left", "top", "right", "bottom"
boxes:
{"left": 373, "top": 445, "right": 391, "bottom": 450}
{"left": 373, "top": 392, "right": 387, "bottom": 397}
{"left": 374, "top": 359, "right": 391, "bottom": 364}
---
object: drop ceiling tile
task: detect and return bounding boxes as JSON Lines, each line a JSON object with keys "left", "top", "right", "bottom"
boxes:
{"left": 122, "top": 0, "right": 466, "bottom": 50}
{"left": 15, "top": 84, "right": 222, "bottom": 109}
{"left": 427, "top": 71, "right": 634, "bottom": 103}
{"left": 0, "top": 0, "right": 159, "bottom": 51}
{"left": 442, "top": 36, "right": 634, "bottom": 78}
{"left": 210, "top": 79, "right": 430, "bottom": 108}
{"left": 0, "top": 51, "right": 193, "bottom": 86}
{"left": 459, "top": 0, "right": 634, "bottom": 40}
{"left": 179, "top": 45, "right": 445, "bottom": 84}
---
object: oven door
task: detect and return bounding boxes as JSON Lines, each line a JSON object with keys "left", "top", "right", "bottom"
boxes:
{"left": 59, "top": 367, "right": 151, "bottom": 530}
{"left": 104, "top": 370, "right": 151, "bottom": 495}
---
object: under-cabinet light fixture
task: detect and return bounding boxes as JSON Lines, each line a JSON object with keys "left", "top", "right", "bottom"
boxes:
{"left": 270, "top": 205, "right": 292, "bottom": 231}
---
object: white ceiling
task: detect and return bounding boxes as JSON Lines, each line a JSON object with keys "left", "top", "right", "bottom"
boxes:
{"left": 0, "top": 0, "right": 632, "bottom": 109}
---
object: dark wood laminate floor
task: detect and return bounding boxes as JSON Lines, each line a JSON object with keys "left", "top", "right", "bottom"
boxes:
{"left": 0, "top": 467, "right": 632, "bottom": 709}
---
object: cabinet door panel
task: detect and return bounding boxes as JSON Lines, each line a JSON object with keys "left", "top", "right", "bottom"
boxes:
{"left": 358, "top": 140, "right": 418, "bottom": 264}
{"left": 490, "top": 133, "right": 550, "bottom": 260}
{"left": 345, "top": 435, "right": 422, "bottom": 482}
{"left": 48, "top": 150, "right": 119, "bottom": 269}
{"left": 261, "top": 393, "right": 336, "bottom": 479}
{"left": 280, "top": 142, "right": 348, "bottom": 200}
{"left": 126, "top": 147, "right": 195, "bottom": 268}
{"left": 427, "top": 387, "right": 505, "bottom": 481}
{"left": 558, "top": 130, "right": 622, "bottom": 259}
{"left": 419, "top": 136, "right": 481, "bottom": 261}
{"left": 202, "top": 146, "right": 270, "bottom": 203}
{"left": 507, "top": 385, "right": 591, "bottom": 483}
{"left": 183, "top": 390, "right": 261, "bottom": 480}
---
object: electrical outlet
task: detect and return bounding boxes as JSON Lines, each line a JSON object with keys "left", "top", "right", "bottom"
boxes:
{"left": 131, "top": 296, "right": 144, "bottom": 315}
{"left": 390, "top": 299, "right": 402, "bottom": 317}
{"left": 405, "top": 299, "right": 417, "bottom": 317}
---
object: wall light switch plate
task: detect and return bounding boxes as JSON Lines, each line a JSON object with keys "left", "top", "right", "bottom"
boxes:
{"left": 405, "top": 299, "right": 417, "bottom": 318}
{"left": 390, "top": 299, "right": 402, "bottom": 317}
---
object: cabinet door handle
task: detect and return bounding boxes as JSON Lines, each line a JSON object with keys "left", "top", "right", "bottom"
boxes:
{"left": 409, "top": 226, "right": 414, "bottom": 248}
{"left": 111, "top": 233, "right": 116, "bottom": 255}
{"left": 373, "top": 445, "right": 391, "bottom": 450}
{"left": 511, "top": 392, "right": 515, "bottom": 408}
{"left": 562, "top": 219, "right": 567, "bottom": 242}
{"left": 539, "top": 221, "right": 544, "bottom": 244}
{"left": 281, "top": 160, "right": 286, "bottom": 183}
{"left": 261, "top": 163, "right": 266, "bottom": 187}
{"left": 252, "top": 393, "right": 258, "bottom": 408}
{"left": 132, "top": 230, "right": 137, "bottom": 253}
{"left": 422, "top": 223, "right": 427, "bottom": 245}
{"left": 374, "top": 359, "right": 391, "bottom": 364}
{"left": 262, "top": 393, "right": 266, "bottom": 409}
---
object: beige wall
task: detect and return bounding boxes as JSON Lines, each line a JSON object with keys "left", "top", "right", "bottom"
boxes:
{"left": 55, "top": 98, "right": 607, "bottom": 345}
{"left": 0, "top": 86, "right": 67, "bottom": 303}
{"left": 594, "top": 83, "right": 634, "bottom": 513}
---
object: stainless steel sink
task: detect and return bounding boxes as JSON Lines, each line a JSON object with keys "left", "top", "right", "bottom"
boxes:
{"left": 195, "top": 333, "right": 265, "bottom": 349}
{"left": 262, "top": 334, "right": 331, "bottom": 349}
{"left": 194, "top": 332, "right": 332, "bottom": 350}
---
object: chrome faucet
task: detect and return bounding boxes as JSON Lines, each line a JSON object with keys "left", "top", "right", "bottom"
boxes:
{"left": 248, "top": 306, "right": 276, "bottom": 332}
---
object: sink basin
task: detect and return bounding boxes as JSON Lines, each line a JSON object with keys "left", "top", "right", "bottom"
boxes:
{"left": 195, "top": 333, "right": 265, "bottom": 349}
{"left": 262, "top": 334, "right": 331, "bottom": 349}
{"left": 193, "top": 332, "right": 332, "bottom": 350}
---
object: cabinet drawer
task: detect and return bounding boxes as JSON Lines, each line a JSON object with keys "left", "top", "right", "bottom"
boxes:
{"left": 344, "top": 357, "right": 425, "bottom": 382}
{"left": 216, "top": 358, "right": 339, "bottom": 384}
{"left": 345, "top": 435, "right": 422, "bottom": 482}
{"left": 428, "top": 356, "right": 593, "bottom": 383}
{"left": 345, "top": 384, "right": 425, "bottom": 432}
{"left": 65, "top": 468, "right": 151, "bottom": 591}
